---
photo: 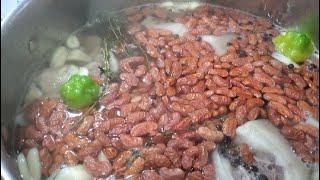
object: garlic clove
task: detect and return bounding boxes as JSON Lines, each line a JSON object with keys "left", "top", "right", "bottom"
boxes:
{"left": 66, "top": 35, "right": 80, "bottom": 49}
{"left": 50, "top": 46, "right": 68, "bottom": 68}
{"left": 66, "top": 49, "right": 92, "bottom": 65}
{"left": 26, "top": 148, "right": 41, "bottom": 180}
{"left": 17, "top": 153, "right": 33, "bottom": 180}
{"left": 24, "top": 82, "right": 43, "bottom": 106}
{"left": 17, "top": 148, "right": 41, "bottom": 180}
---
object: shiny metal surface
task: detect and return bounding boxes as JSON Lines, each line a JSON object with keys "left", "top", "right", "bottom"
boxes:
{"left": 1, "top": 0, "right": 318, "bottom": 179}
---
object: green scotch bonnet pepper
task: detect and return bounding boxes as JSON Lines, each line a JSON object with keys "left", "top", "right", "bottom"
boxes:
{"left": 60, "top": 74, "right": 100, "bottom": 109}
{"left": 273, "top": 31, "right": 314, "bottom": 63}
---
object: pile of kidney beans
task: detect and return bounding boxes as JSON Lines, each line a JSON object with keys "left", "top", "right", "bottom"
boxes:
{"left": 17, "top": 4, "right": 319, "bottom": 179}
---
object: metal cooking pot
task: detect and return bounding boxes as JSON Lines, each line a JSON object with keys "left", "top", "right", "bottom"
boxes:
{"left": 1, "top": 0, "right": 318, "bottom": 179}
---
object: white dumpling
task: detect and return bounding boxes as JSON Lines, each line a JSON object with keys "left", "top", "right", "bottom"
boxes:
{"left": 232, "top": 166, "right": 251, "bottom": 180}
{"left": 150, "top": 23, "right": 187, "bottom": 37}
{"left": 47, "top": 165, "right": 92, "bottom": 180}
{"left": 235, "top": 119, "right": 310, "bottom": 180}
{"left": 201, "top": 34, "right": 236, "bottom": 56}
{"left": 212, "top": 150, "right": 235, "bottom": 180}
{"left": 141, "top": 16, "right": 187, "bottom": 37}
{"left": 271, "top": 52, "right": 299, "bottom": 68}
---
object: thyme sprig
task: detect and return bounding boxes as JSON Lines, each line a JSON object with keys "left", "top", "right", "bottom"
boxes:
{"left": 72, "top": 12, "right": 150, "bottom": 130}
{"left": 102, "top": 13, "right": 150, "bottom": 74}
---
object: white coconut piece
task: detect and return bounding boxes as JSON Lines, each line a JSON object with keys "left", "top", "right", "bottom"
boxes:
{"left": 47, "top": 165, "right": 92, "bottom": 180}
{"left": 201, "top": 34, "right": 236, "bottom": 56}
{"left": 50, "top": 46, "right": 68, "bottom": 68}
{"left": 66, "top": 35, "right": 80, "bottom": 49}
{"left": 24, "top": 82, "right": 43, "bottom": 106}
{"left": 66, "top": 49, "right": 92, "bottom": 64}
{"left": 212, "top": 150, "right": 235, "bottom": 180}
{"left": 271, "top": 52, "right": 299, "bottom": 68}
{"left": 253, "top": 152, "right": 284, "bottom": 179}
{"left": 235, "top": 119, "right": 310, "bottom": 180}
